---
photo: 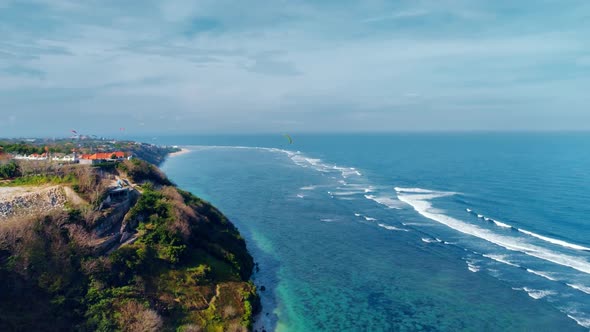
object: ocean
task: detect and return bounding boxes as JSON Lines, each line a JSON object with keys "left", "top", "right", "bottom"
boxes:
{"left": 155, "top": 133, "right": 590, "bottom": 331}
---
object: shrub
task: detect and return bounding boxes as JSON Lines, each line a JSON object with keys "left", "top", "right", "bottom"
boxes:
{"left": 119, "top": 159, "right": 172, "bottom": 186}
{"left": 0, "top": 161, "right": 20, "bottom": 179}
{"left": 116, "top": 300, "right": 163, "bottom": 332}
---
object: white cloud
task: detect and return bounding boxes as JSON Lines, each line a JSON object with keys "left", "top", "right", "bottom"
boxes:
{"left": 0, "top": 0, "right": 589, "bottom": 135}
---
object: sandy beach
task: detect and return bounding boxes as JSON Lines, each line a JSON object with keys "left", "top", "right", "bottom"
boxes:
{"left": 168, "top": 148, "right": 191, "bottom": 157}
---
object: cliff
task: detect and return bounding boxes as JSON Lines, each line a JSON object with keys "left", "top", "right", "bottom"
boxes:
{"left": 0, "top": 158, "right": 258, "bottom": 331}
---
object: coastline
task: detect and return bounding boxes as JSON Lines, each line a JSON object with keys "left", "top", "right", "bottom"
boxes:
{"left": 168, "top": 147, "right": 191, "bottom": 157}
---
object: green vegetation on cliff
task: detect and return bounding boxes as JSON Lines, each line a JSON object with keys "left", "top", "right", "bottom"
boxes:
{"left": 0, "top": 157, "right": 258, "bottom": 331}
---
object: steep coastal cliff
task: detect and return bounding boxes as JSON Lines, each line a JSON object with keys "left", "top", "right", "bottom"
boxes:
{"left": 0, "top": 156, "right": 258, "bottom": 331}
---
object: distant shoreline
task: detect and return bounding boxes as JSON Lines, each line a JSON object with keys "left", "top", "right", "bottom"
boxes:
{"left": 168, "top": 148, "right": 191, "bottom": 157}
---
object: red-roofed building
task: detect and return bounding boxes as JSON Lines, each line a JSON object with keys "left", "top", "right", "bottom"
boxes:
{"left": 80, "top": 151, "right": 126, "bottom": 160}
{"left": 79, "top": 151, "right": 128, "bottom": 164}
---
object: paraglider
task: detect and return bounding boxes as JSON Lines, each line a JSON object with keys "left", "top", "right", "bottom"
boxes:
{"left": 284, "top": 134, "right": 293, "bottom": 145}
{"left": 70, "top": 129, "right": 80, "bottom": 140}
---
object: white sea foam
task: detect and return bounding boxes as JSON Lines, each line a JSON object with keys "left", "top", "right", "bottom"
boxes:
{"left": 522, "top": 287, "right": 556, "bottom": 300}
{"left": 394, "top": 187, "right": 436, "bottom": 194}
{"left": 364, "top": 194, "right": 403, "bottom": 209}
{"left": 296, "top": 194, "right": 305, "bottom": 198}
{"left": 483, "top": 254, "right": 520, "bottom": 268}
{"left": 526, "top": 269, "right": 558, "bottom": 281}
{"left": 467, "top": 209, "right": 590, "bottom": 251}
{"left": 378, "top": 224, "right": 408, "bottom": 231}
{"left": 290, "top": 155, "right": 330, "bottom": 172}
{"left": 354, "top": 213, "right": 362, "bottom": 217}
{"left": 397, "top": 189, "right": 590, "bottom": 275}
{"left": 567, "top": 313, "right": 590, "bottom": 329}
{"left": 333, "top": 166, "right": 362, "bottom": 178}
{"left": 492, "top": 220, "right": 513, "bottom": 229}
{"left": 403, "top": 222, "right": 436, "bottom": 227}
{"left": 330, "top": 191, "right": 363, "bottom": 196}
{"left": 300, "top": 185, "right": 317, "bottom": 191}
{"left": 320, "top": 218, "right": 337, "bottom": 223}
{"left": 518, "top": 229, "right": 590, "bottom": 251}
{"left": 483, "top": 217, "right": 513, "bottom": 229}
{"left": 466, "top": 209, "right": 512, "bottom": 229}
{"left": 282, "top": 149, "right": 366, "bottom": 180}
{"left": 364, "top": 216, "right": 377, "bottom": 221}
{"left": 566, "top": 283, "right": 590, "bottom": 295}
{"left": 337, "top": 184, "right": 374, "bottom": 192}
{"left": 421, "top": 237, "right": 442, "bottom": 243}
{"left": 466, "top": 261, "right": 480, "bottom": 273}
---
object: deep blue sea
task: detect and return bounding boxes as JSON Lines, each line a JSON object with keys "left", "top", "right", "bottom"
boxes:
{"left": 154, "top": 133, "right": 590, "bottom": 331}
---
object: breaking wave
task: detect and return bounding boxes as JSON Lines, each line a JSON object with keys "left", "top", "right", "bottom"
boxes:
{"left": 466, "top": 260, "right": 480, "bottom": 273}
{"left": 482, "top": 254, "right": 520, "bottom": 268}
{"left": 567, "top": 283, "right": 590, "bottom": 295}
{"left": 522, "top": 287, "right": 556, "bottom": 300}
{"left": 378, "top": 223, "right": 408, "bottom": 232}
{"left": 526, "top": 269, "right": 558, "bottom": 281}
{"left": 421, "top": 237, "right": 443, "bottom": 243}
{"left": 364, "top": 194, "right": 403, "bottom": 209}
{"left": 466, "top": 209, "right": 590, "bottom": 251}
{"left": 518, "top": 229, "right": 590, "bottom": 252}
{"left": 567, "top": 313, "right": 590, "bottom": 329}
{"left": 396, "top": 188, "right": 590, "bottom": 275}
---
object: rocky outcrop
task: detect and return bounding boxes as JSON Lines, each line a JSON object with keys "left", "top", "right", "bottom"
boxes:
{"left": 93, "top": 192, "right": 136, "bottom": 238}
{"left": 92, "top": 188, "right": 140, "bottom": 254}
{"left": 0, "top": 186, "right": 67, "bottom": 219}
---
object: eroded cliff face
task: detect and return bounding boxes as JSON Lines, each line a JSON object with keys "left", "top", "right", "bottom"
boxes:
{"left": 0, "top": 186, "right": 67, "bottom": 219}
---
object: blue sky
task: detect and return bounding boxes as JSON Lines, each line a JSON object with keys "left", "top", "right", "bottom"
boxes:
{"left": 1, "top": 0, "right": 589, "bottom": 136}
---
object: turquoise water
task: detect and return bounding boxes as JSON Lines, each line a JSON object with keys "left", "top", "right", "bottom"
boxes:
{"left": 158, "top": 133, "right": 590, "bottom": 331}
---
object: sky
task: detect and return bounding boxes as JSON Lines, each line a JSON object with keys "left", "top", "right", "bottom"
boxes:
{"left": 1, "top": 0, "right": 589, "bottom": 136}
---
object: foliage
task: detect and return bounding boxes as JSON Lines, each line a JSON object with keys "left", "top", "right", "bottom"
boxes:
{"left": 0, "top": 161, "right": 20, "bottom": 179}
{"left": 0, "top": 173, "right": 77, "bottom": 186}
{"left": 119, "top": 159, "right": 172, "bottom": 186}
{"left": 0, "top": 212, "right": 90, "bottom": 330}
{"left": 0, "top": 142, "right": 46, "bottom": 155}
